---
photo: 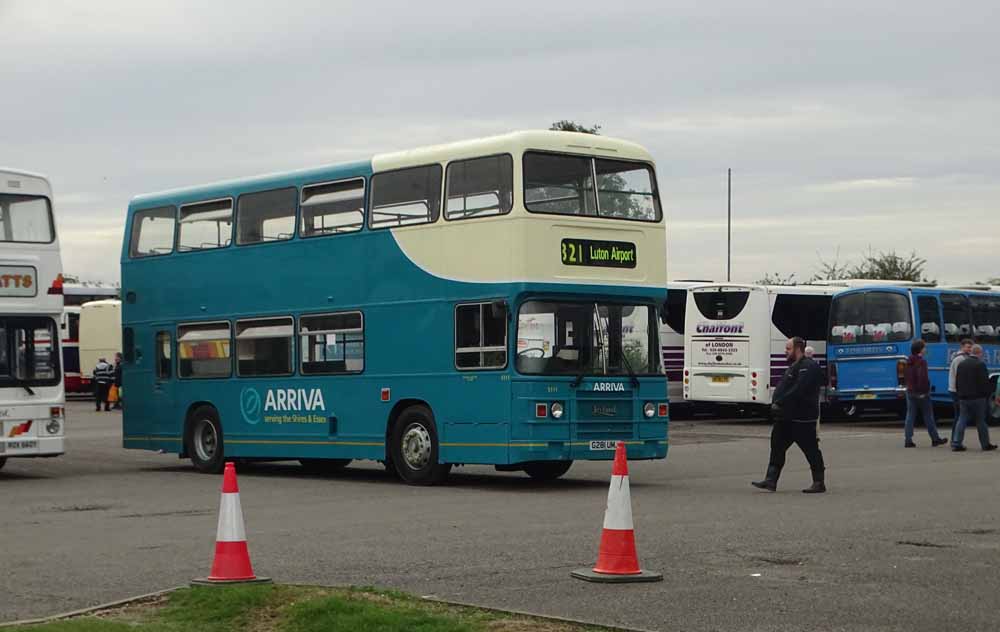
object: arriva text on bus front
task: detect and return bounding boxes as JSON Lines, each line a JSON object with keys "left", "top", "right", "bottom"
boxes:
{"left": 695, "top": 322, "right": 745, "bottom": 334}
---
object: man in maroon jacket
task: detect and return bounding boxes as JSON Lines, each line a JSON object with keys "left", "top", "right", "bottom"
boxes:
{"left": 904, "top": 339, "right": 947, "bottom": 448}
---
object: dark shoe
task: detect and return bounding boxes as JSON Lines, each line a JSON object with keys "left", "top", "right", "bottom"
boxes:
{"left": 984, "top": 444, "right": 998, "bottom": 452}
{"left": 751, "top": 479, "right": 777, "bottom": 492}
{"left": 932, "top": 438, "right": 948, "bottom": 447}
{"left": 952, "top": 445, "right": 967, "bottom": 452}
{"left": 802, "top": 481, "right": 827, "bottom": 494}
{"left": 904, "top": 441, "right": 916, "bottom": 448}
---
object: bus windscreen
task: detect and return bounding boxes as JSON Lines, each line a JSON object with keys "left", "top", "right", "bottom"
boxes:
{"left": 830, "top": 291, "right": 912, "bottom": 344}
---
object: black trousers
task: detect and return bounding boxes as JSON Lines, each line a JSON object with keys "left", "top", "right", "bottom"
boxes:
{"left": 767, "top": 419, "right": 825, "bottom": 480}
{"left": 94, "top": 382, "right": 111, "bottom": 410}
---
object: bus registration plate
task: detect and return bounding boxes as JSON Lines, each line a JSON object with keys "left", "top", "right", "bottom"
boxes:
{"left": 711, "top": 376, "right": 730, "bottom": 384}
{"left": 6, "top": 440, "right": 36, "bottom": 450}
{"left": 589, "top": 440, "right": 619, "bottom": 451}
{"left": 856, "top": 393, "right": 877, "bottom": 400}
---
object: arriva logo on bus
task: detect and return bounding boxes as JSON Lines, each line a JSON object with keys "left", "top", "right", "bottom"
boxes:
{"left": 240, "top": 387, "right": 327, "bottom": 425}
{"left": 592, "top": 382, "right": 627, "bottom": 392}
{"left": 695, "top": 322, "right": 745, "bottom": 334}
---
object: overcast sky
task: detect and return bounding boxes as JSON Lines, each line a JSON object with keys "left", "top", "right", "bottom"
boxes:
{"left": 3, "top": 1, "right": 997, "bottom": 284}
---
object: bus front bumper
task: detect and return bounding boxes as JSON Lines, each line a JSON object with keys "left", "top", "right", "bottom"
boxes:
{"left": 0, "top": 436, "right": 65, "bottom": 458}
{"left": 508, "top": 438, "right": 667, "bottom": 464}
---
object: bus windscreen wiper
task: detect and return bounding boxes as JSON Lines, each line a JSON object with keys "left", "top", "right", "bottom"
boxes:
{"left": 15, "top": 379, "right": 35, "bottom": 395}
{"left": 619, "top": 348, "right": 641, "bottom": 389}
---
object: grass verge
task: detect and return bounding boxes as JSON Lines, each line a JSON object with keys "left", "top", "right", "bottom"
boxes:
{"left": 11, "top": 585, "right": 609, "bottom": 632}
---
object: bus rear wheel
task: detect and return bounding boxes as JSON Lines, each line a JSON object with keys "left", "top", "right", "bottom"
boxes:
{"left": 390, "top": 405, "right": 451, "bottom": 485}
{"left": 299, "top": 458, "right": 352, "bottom": 474}
{"left": 523, "top": 460, "right": 573, "bottom": 481}
{"left": 0, "top": 457, "right": 6, "bottom": 471}
{"left": 187, "top": 406, "right": 225, "bottom": 474}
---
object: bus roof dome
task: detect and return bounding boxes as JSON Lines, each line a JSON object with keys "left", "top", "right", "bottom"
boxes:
{"left": 372, "top": 130, "right": 655, "bottom": 172}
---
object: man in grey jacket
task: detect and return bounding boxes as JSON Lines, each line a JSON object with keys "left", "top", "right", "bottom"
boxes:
{"left": 951, "top": 345, "right": 997, "bottom": 452}
{"left": 948, "top": 338, "right": 974, "bottom": 419}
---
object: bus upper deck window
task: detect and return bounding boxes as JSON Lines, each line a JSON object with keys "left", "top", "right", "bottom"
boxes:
{"left": 129, "top": 206, "right": 176, "bottom": 258}
{"left": 177, "top": 199, "right": 233, "bottom": 252}
{"left": 236, "top": 188, "right": 296, "bottom": 245}
{"left": 523, "top": 153, "right": 596, "bottom": 216}
{"left": 301, "top": 179, "right": 365, "bottom": 237}
{"left": 445, "top": 155, "right": 513, "bottom": 220}
{"left": 370, "top": 165, "right": 442, "bottom": 229}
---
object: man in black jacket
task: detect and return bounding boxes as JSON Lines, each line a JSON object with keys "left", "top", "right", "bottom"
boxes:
{"left": 951, "top": 345, "right": 998, "bottom": 452}
{"left": 752, "top": 337, "right": 826, "bottom": 493}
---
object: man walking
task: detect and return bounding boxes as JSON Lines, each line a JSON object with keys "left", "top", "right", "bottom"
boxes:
{"left": 951, "top": 344, "right": 998, "bottom": 452}
{"left": 903, "top": 339, "right": 947, "bottom": 448}
{"left": 93, "top": 357, "right": 115, "bottom": 412}
{"left": 752, "top": 337, "right": 826, "bottom": 493}
{"left": 948, "top": 338, "right": 974, "bottom": 419}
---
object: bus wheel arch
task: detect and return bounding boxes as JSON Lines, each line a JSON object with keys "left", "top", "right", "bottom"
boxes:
{"left": 386, "top": 401, "right": 451, "bottom": 485}
{"left": 184, "top": 403, "right": 225, "bottom": 474}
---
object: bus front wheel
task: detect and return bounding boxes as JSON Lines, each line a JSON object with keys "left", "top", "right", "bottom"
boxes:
{"left": 390, "top": 405, "right": 451, "bottom": 485}
{"left": 523, "top": 460, "right": 573, "bottom": 481}
{"left": 187, "top": 406, "right": 225, "bottom": 474}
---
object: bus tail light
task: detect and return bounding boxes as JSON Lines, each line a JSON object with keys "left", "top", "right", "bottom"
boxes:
{"left": 829, "top": 363, "right": 838, "bottom": 390}
{"left": 536, "top": 403, "right": 548, "bottom": 418}
{"left": 50, "top": 406, "right": 64, "bottom": 419}
{"left": 550, "top": 402, "right": 564, "bottom": 419}
{"left": 896, "top": 359, "right": 907, "bottom": 387}
{"left": 48, "top": 273, "right": 64, "bottom": 295}
{"left": 658, "top": 403, "right": 668, "bottom": 417}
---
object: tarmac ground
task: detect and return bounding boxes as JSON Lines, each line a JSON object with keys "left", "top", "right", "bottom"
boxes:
{"left": 1, "top": 400, "right": 998, "bottom": 631}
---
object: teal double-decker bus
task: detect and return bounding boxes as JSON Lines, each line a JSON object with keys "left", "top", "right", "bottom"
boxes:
{"left": 120, "top": 131, "right": 669, "bottom": 484}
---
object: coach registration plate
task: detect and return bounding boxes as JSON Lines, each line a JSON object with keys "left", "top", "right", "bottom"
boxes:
{"left": 6, "top": 440, "right": 37, "bottom": 450}
{"left": 711, "top": 376, "right": 730, "bottom": 384}
{"left": 856, "top": 393, "right": 877, "bottom": 400}
{"left": 589, "top": 440, "right": 619, "bottom": 451}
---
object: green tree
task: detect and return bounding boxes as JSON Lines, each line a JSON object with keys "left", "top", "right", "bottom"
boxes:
{"left": 755, "top": 272, "right": 797, "bottom": 285}
{"left": 812, "top": 247, "right": 931, "bottom": 282}
{"left": 549, "top": 120, "right": 602, "bottom": 134}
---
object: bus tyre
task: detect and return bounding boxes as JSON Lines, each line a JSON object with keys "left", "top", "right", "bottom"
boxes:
{"left": 187, "top": 406, "right": 225, "bottom": 474}
{"left": 523, "top": 460, "right": 573, "bottom": 481}
{"left": 299, "top": 458, "right": 352, "bottom": 474}
{"left": 0, "top": 457, "right": 6, "bottom": 471}
{"left": 390, "top": 405, "right": 451, "bottom": 485}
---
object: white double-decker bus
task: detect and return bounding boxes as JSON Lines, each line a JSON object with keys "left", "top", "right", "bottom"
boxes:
{"left": 0, "top": 168, "right": 66, "bottom": 471}
{"left": 681, "top": 283, "right": 835, "bottom": 414}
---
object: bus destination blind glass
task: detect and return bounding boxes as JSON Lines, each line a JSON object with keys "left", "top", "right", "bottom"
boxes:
{"left": 560, "top": 238, "right": 636, "bottom": 268}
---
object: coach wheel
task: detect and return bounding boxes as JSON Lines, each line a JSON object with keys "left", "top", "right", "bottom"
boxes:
{"left": 390, "top": 405, "right": 451, "bottom": 485}
{"left": 841, "top": 404, "right": 859, "bottom": 420}
{"left": 0, "top": 457, "right": 6, "bottom": 471}
{"left": 523, "top": 460, "right": 573, "bottom": 481}
{"left": 299, "top": 458, "right": 352, "bottom": 474}
{"left": 187, "top": 406, "right": 225, "bottom": 474}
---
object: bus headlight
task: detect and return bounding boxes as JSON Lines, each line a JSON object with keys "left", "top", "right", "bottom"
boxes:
{"left": 643, "top": 402, "right": 656, "bottom": 418}
{"left": 46, "top": 419, "right": 62, "bottom": 435}
{"left": 550, "top": 402, "right": 564, "bottom": 419}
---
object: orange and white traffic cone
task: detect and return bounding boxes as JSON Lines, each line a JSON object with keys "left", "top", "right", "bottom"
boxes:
{"left": 192, "top": 462, "right": 271, "bottom": 585}
{"left": 572, "top": 443, "right": 662, "bottom": 583}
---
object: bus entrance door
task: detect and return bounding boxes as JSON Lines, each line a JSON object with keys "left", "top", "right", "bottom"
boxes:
{"left": 151, "top": 328, "right": 176, "bottom": 443}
